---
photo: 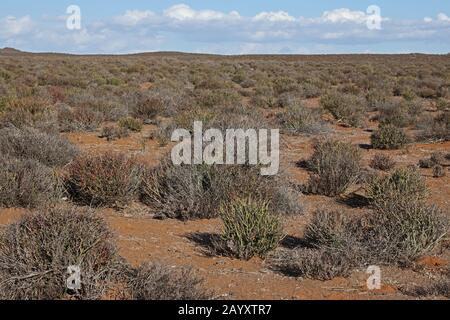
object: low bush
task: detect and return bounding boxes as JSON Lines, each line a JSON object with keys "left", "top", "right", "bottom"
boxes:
{"left": 99, "top": 124, "right": 129, "bottom": 141}
{"left": 0, "top": 156, "right": 62, "bottom": 208}
{"left": 366, "top": 201, "right": 448, "bottom": 264}
{"left": 433, "top": 165, "right": 445, "bottom": 178}
{"left": 370, "top": 153, "right": 396, "bottom": 171}
{"left": 140, "top": 158, "right": 301, "bottom": 220}
{"left": 128, "top": 92, "right": 164, "bottom": 122}
{"left": 270, "top": 248, "right": 354, "bottom": 281}
{"left": 416, "top": 111, "right": 450, "bottom": 142}
{"left": 419, "top": 151, "right": 446, "bottom": 168}
{"left": 371, "top": 124, "right": 410, "bottom": 149}
{"left": 276, "top": 105, "right": 330, "bottom": 136}
{"left": 320, "top": 91, "right": 366, "bottom": 127}
{"left": 366, "top": 166, "right": 427, "bottom": 211}
{"left": 217, "top": 198, "right": 283, "bottom": 260}
{"left": 0, "top": 206, "right": 122, "bottom": 299}
{"left": 65, "top": 152, "right": 142, "bottom": 208}
{"left": 272, "top": 201, "right": 448, "bottom": 280}
{"left": 57, "top": 104, "right": 104, "bottom": 132}
{"left": 118, "top": 117, "right": 143, "bottom": 132}
{"left": 305, "top": 139, "right": 362, "bottom": 196}
{"left": 127, "top": 263, "right": 211, "bottom": 300}
{"left": 0, "top": 126, "right": 78, "bottom": 167}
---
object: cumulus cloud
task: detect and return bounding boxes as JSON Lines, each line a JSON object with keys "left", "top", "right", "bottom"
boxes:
{"left": 252, "top": 11, "right": 296, "bottom": 22}
{"left": 437, "top": 13, "right": 450, "bottom": 22}
{"left": 321, "top": 8, "right": 368, "bottom": 23}
{"left": 164, "top": 4, "right": 240, "bottom": 21}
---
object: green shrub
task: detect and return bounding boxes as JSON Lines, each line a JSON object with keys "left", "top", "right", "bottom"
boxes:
{"left": 305, "top": 139, "right": 362, "bottom": 196}
{"left": 218, "top": 197, "right": 283, "bottom": 260}
{"left": 371, "top": 124, "right": 410, "bottom": 149}
{"left": 66, "top": 152, "right": 142, "bottom": 208}
{"left": 118, "top": 117, "right": 143, "bottom": 132}
{"left": 366, "top": 166, "right": 427, "bottom": 211}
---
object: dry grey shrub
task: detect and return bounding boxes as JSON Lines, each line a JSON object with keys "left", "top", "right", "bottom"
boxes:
{"left": 0, "top": 206, "right": 123, "bottom": 300}
{"left": 0, "top": 126, "right": 78, "bottom": 167}
{"left": 126, "top": 263, "right": 211, "bottom": 300}
{"left": 0, "top": 155, "right": 62, "bottom": 208}
{"left": 141, "top": 157, "right": 301, "bottom": 220}
{"left": 304, "top": 139, "right": 362, "bottom": 197}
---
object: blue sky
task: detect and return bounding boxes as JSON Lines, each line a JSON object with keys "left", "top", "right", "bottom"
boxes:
{"left": 1, "top": 0, "right": 450, "bottom": 54}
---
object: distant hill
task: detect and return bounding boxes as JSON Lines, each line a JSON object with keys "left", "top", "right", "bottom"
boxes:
{"left": 0, "top": 47, "right": 26, "bottom": 55}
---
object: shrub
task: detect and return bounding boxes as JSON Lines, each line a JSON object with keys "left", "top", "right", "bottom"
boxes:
{"left": 366, "top": 166, "right": 427, "bottom": 211}
{"left": 130, "top": 93, "right": 162, "bottom": 122}
{"left": 270, "top": 248, "right": 354, "bottom": 281}
{"left": 371, "top": 124, "right": 410, "bottom": 149}
{"left": 0, "top": 206, "right": 122, "bottom": 299}
{"left": 0, "top": 126, "right": 78, "bottom": 167}
{"left": 57, "top": 104, "right": 104, "bottom": 132}
{"left": 408, "top": 279, "right": 450, "bottom": 298}
{"left": 99, "top": 124, "right": 129, "bottom": 141}
{"left": 272, "top": 203, "right": 448, "bottom": 280}
{"left": 127, "top": 263, "right": 211, "bottom": 300}
{"left": 377, "top": 101, "right": 412, "bottom": 127}
{"left": 305, "top": 139, "right": 362, "bottom": 196}
{"left": 304, "top": 210, "right": 351, "bottom": 250}
{"left": 217, "top": 198, "right": 283, "bottom": 260}
{"left": 416, "top": 111, "right": 450, "bottom": 142}
{"left": 419, "top": 152, "right": 446, "bottom": 168}
{"left": 320, "top": 91, "right": 366, "bottom": 127}
{"left": 370, "top": 153, "right": 396, "bottom": 171}
{"left": 433, "top": 165, "right": 445, "bottom": 178}
{"left": 277, "top": 106, "right": 330, "bottom": 135}
{"left": 0, "top": 156, "right": 62, "bottom": 208}
{"left": 65, "top": 152, "right": 142, "bottom": 207}
{"left": 140, "top": 158, "right": 301, "bottom": 220}
{"left": 118, "top": 117, "right": 143, "bottom": 132}
{"left": 0, "top": 96, "right": 55, "bottom": 130}
{"left": 366, "top": 201, "right": 448, "bottom": 264}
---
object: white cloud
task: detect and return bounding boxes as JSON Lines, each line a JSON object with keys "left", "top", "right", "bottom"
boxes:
{"left": 114, "top": 10, "right": 155, "bottom": 26}
{"left": 253, "top": 11, "right": 296, "bottom": 22}
{"left": 321, "top": 8, "right": 368, "bottom": 23}
{"left": 0, "top": 15, "right": 33, "bottom": 38}
{"left": 164, "top": 4, "right": 239, "bottom": 21}
{"left": 437, "top": 13, "right": 450, "bottom": 22}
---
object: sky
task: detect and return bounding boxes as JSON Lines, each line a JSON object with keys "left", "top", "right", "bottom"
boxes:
{"left": 1, "top": 0, "right": 450, "bottom": 54}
